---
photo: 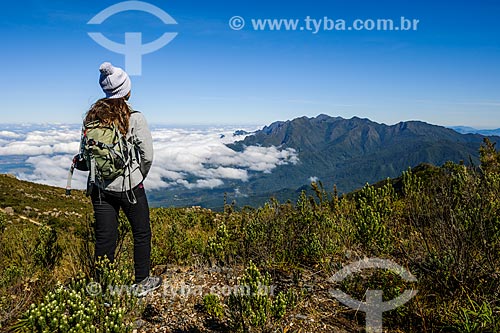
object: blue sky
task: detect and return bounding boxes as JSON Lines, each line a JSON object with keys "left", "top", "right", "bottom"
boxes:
{"left": 1, "top": 0, "right": 499, "bottom": 127}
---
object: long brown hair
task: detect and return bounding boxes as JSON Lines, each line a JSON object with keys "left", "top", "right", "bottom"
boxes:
{"left": 84, "top": 98, "right": 131, "bottom": 135}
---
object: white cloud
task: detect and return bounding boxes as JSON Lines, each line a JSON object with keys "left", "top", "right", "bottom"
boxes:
{"left": 234, "top": 187, "right": 248, "bottom": 198}
{"left": 0, "top": 125, "right": 299, "bottom": 192}
{"left": 20, "top": 155, "right": 87, "bottom": 189}
{"left": 0, "top": 129, "right": 80, "bottom": 156}
{"left": 186, "top": 178, "right": 225, "bottom": 189}
{"left": 0, "top": 131, "right": 22, "bottom": 139}
{"left": 309, "top": 176, "right": 319, "bottom": 183}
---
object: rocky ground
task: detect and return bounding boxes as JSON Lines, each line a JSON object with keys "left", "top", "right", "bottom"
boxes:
{"left": 134, "top": 264, "right": 361, "bottom": 333}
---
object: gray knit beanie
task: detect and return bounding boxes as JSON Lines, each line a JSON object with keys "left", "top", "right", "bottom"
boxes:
{"left": 99, "top": 62, "right": 131, "bottom": 99}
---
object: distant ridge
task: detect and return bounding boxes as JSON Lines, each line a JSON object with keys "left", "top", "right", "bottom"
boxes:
{"left": 449, "top": 126, "right": 500, "bottom": 136}
{"left": 149, "top": 114, "right": 500, "bottom": 208}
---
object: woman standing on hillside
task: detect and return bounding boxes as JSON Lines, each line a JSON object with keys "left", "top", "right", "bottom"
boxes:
{"left": 78, "top": 62, "right": 161, "bottom": 297}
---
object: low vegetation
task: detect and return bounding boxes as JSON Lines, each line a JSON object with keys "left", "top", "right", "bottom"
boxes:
{"left": 1, "top": 138, "right": 499, "bottom": 332}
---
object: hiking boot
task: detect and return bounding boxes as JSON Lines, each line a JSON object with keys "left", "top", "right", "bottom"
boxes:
{"left": 132, "top": 276, "right": 162, "bottom": 298}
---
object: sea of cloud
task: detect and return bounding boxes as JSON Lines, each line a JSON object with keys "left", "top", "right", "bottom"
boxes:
{"left": 0, "top": 124, "right": 298, "bottom": 191}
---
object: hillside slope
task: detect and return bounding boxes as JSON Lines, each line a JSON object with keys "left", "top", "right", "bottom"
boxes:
{"left": 0, "top": 173, "right": 92, "bottom": 227}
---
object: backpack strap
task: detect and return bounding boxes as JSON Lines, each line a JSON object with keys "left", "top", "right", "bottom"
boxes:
{"left": 66, "top": 126, "right": 87, "bottom": 196}
{"left": 65, "top": 158, "right": 76, "bottom": 196}
{"left": 89, "top": 156, "right": 96, "bottom": 187}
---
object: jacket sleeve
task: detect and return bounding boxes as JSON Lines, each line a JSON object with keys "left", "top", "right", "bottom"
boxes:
{"left": 131, "top": 113, "right": 154, "bottom": 178}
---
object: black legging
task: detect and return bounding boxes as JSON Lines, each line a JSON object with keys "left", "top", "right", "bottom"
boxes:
{"left": 91, "top": 183, "right": 151, "bottom": 283}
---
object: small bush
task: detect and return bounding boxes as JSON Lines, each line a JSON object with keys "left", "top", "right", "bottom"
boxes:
{"left": 353, "top": 183, "right": 394, "bottom": 255}
{"left": 227, "top": 261, "right": 296, "bottom": 332}
{"left": 150, "top": 207, "right": 214, "bottom": 265}
{"left": 33, "top": 225, "right": 62, "bottom": 270}
{"left": 0, "top": 265, "right": 23, "bottom": 288}
{"left": 0, "top": 211, "right": 7, "bottom": 234}
{"left": 13, "top": 258, "right": 140, "bottom": 333}
{"left": 203, "top": 294, "right": 224, "bottom": 319}
{"left": 206, "top": 223, "right": 230, "bottom": 262}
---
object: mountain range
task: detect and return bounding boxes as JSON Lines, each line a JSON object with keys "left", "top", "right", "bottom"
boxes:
{"left": 148, "top": 114, "right": 500, "bottom": 209}
{"left": 448, "top": 126, "right": 500, "bottom": 136}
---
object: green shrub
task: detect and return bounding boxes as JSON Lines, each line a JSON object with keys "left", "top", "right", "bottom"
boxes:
{"left": 13, "top": 258, "right": 139, "bottom": 333}
{"left": 150, "top": 207, "right": 213, "bottom": 265}
{"left": 240, "top": 191, "right": 343, "bottom": 268}
{"left": 206, "top": 222, "right": 230, "bottom": 262}
{"left": 203, "top": 294, "right": 224, "bottom": 319}
{"left": 397, "top": 142, "right": 500, "bottom": 330}
{"left": 227, "top": 261, "right": 296, "bottom": 332}
{"left": 353, "top": 183, "right": 394, "bottom": 254}
{"left": 0, "top": 211, "right": 6, "bottom": 234}
{"left": 450, "top": 297, "right": 500, "bottom": 332}
{"left": 33, "top": 225, "right": 62, "bottom": 270}
{"left": 0, "top": 265, "right": 23, "bottom": 288}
